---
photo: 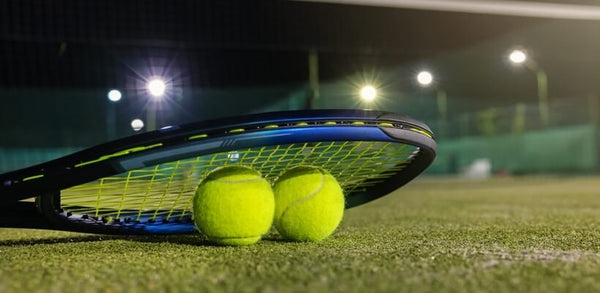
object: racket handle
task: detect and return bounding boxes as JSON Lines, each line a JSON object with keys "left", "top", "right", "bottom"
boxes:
{"left": 0, "top": 201, "right": 53, "bottom": 230}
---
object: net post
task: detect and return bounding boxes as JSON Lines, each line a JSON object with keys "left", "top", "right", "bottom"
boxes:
{"left": 512, "top": 103, "right": 526, "bottom": 134}
{"left": 307, "top": 49, "right": 319, "bottom": 110}
{"left": 588, "top": 95, "right": 600, "bottom": 172}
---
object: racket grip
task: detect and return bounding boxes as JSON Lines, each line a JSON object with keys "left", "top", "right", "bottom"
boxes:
{"left": 0, "top": 201, "right": 54, "bottom": 230}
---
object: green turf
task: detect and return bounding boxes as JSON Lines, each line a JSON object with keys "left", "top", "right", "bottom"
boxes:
{"left": 2, "top": 176, "right": 600, "bottom": 292}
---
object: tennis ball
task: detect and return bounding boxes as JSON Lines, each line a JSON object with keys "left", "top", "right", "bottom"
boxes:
{"left": 193, "top": 166, "right": 275, "bottom": 246}
{"left": 273, "top": 166, "right": 345, "bottom": 242}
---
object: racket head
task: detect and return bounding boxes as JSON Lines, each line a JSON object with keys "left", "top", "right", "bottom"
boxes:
{"left": 0, "top": 109, "right": 436, "bottom": 234}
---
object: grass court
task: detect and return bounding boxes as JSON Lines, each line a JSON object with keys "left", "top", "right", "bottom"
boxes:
{"left": 2, "top": 176, "right": 600, "bottom": 292}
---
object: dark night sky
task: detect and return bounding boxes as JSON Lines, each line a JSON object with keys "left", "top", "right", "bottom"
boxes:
{"left": 1, "top": 1, "right": 598, "bottom": 101}
{"left": 1, "top": 0, "right": 548, "bottom": 89}
{"left": 1, "top": 0, "right": 600, "bottom": 147}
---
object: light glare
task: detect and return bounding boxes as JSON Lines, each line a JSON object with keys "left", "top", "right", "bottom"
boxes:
{"left": 131, "top": 119, "right": 144, "bottom": 131}
{"left": 360, "top": 86, "right": 377, "bottom": 102}
{"left": 107, "top": 89, "right": 122, "bottom": 102}
{"left": 509, "top": 50, "right": 527, "bottom": 64}
{"left": 147, "top": 79, "right": 166, "bottom": 97}
{"left": 417, "top": 71, "right": 433, "bottom": 86}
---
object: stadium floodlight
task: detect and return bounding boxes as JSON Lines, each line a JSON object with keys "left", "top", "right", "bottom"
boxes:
{"left": 360, "top": 85, "right": 377, "bottom": 102}
{"left": 147, "top": 79, "right": 166, "bottom": 97}
{"left": 131, "top": 119, "right": 144, "bottom": 132}
{"left": 106, "top": 89, "right": 122, "bottom": 140}
{"left": 506, "top": 48, "right": 548, "bottom": 127}
{"left": 145, "top": 78, "right": 167, "bottom": 131}
{"left": 107, "top": 89, "right": 122, "bottom": 102}
{"left": 417, "top": 71, "right": 433, "bottom": 86}
{"left": 509, "top": 49, "right": 527, "bottom": 64}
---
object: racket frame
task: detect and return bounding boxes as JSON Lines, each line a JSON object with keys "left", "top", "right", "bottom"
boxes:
{"left": 0, "top": 109, "right": 436, "bottom": 234}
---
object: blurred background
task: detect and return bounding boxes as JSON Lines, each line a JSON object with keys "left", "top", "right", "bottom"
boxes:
{"left": 1, "top": 0, "right": 599, "bottom": 176}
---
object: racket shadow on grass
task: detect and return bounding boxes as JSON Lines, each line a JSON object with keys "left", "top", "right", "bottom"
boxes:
{"left": 0, "top": 234, "right": 211, "bottom": 247}
{"left": 0, "top": 234, "right": 128, "bottom": 247}
{"left": 0, "top": 230, "right": 341, "bottom": 247}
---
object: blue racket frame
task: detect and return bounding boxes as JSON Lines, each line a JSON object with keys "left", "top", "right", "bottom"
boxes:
{"left": 0, "top": 109, "right": 436, "bottom": 234}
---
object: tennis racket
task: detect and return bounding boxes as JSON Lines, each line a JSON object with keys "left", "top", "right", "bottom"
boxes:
{"left": 0, "top": 109, "right": 436, "bottom": 235}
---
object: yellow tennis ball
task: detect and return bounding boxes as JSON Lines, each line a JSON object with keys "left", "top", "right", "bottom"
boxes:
{"left": 193, "top": 166, "right": 274, "bottom": 246}
{"left": 273, "top": 166, "right": 345, "bottom": 242}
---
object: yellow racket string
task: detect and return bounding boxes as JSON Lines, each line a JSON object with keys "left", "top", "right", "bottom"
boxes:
{"left": 60, "top": 141, "right": 418, "bottom": 222}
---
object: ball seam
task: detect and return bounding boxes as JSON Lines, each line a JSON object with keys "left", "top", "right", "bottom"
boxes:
{"left": 277, "top": 169, "right": 326, "bottom": 236}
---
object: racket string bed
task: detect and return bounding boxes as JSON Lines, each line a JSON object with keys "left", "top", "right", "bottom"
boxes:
{"left": 59, "top": 141, "right": 418, "bottom": 224}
